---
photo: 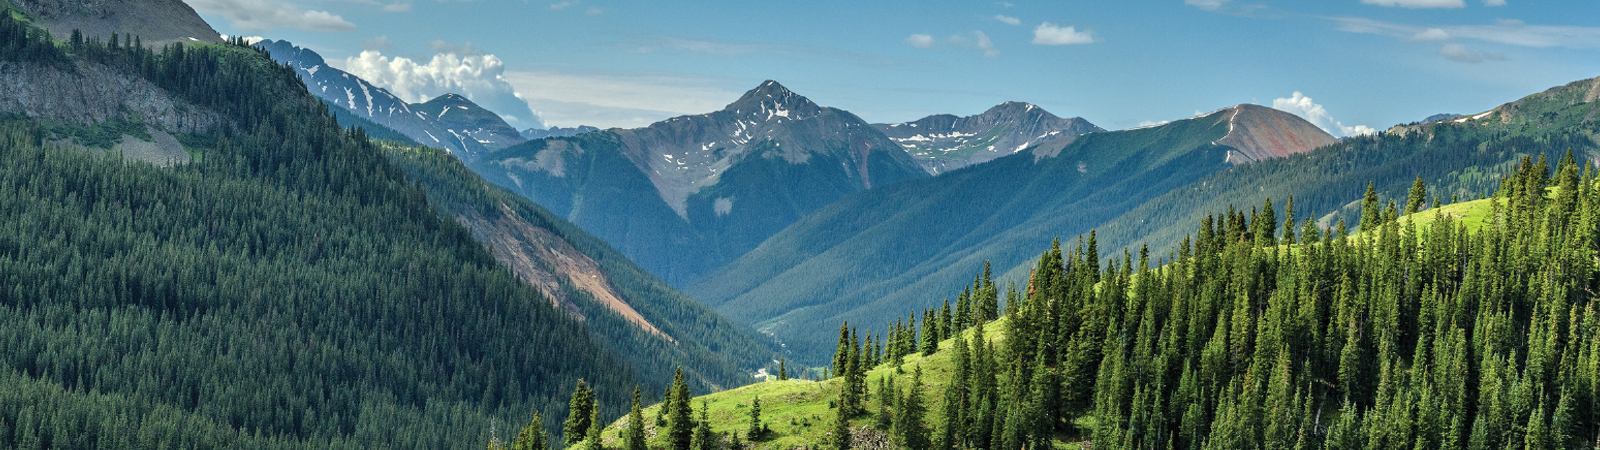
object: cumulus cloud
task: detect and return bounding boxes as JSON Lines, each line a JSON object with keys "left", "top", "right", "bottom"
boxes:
{"left": 187, "top": 0, "right": 357, "bottom": 32}
{"left": 549, "top": 1, "right": 576, "bottom": 10}
{"left": 1361, "top": 0, "right": 1464, "bottom": 8}
{"left": 1272, "top": 92, "right": 1377, "bottom": 138}
{"left": 1032, "top": 22, "right": 1095, "bottom": 45}
{"left": 383, "top": 2, "right": 411, "bottom": 12}
{"left": 1483, "top": 0, "right": 1506, "bottom": 5}
{"left": 995, "top": 15, "right": 1021, "bottom": 25}
{"left": 342, "top": 46, "right": 545, "bottom": 129}
{"left": 905, "top": 34, "right": 936, "bottom": 49}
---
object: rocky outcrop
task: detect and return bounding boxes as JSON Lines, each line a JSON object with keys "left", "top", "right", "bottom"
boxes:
{"left": 876, "top": 101, "right": 1104, "bottom": 174}
{"left": 0, "top": 59, "right": 223, "bottom": 133}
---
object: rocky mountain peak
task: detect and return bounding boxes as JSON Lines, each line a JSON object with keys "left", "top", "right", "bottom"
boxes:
{"left": 1216, "top": 104, "right": 1338, "bottom": 164}
{"left": 724, "top": 80, "right": 821, "bottom": 122}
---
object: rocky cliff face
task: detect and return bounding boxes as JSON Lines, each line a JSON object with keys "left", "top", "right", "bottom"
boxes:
{"left": 875, "top": 101, "right": 1104, "bottom": 174}
{"left": 0, "top": 60, "right": 223, "bottom": 133}
{"left": 5, "top": 0, "right": 221, "bottom": 47}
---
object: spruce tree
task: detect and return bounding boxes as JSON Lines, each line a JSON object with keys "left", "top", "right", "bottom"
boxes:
{"left": 748, "top": 395, "right": 764, "bottom": 441}
{"left": 1405, "top": 175, "right": 1428, "bottom": 214}
{"left": 564, "top": 380, "right": 595, "bottom": 446}
{"left": 833, "top": 390, "right": 854, "bottom": 450}
{"left": 893, "top": 366, "right": 930, "bottom": 450}
{"left": 626, "top": 386, "right": 647, "bottom": 450}
{"left": 692, "top": 400, "right": 715, "bottom": 450}
{"left": 667, "top": 368, "right": 694, "bottom": 450}
{"left": 512, "top": 413, "right": 548, "bottom": 450}
{"left": 778, "top": 358, "right": 788, "bottom": 381}
{"left": 585, "top": 400, "right": 603, "bottom": 449}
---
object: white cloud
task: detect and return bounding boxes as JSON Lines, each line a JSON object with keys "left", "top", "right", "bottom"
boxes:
{"left": 586, "top": 7, "right": 603, "bottom": 15}
{"left": 1483, "top": 0, "right": 1506, "bottom": 5}
{"left": 1360, "top": 0, "right": 1464, "bottom": 8}
{"left": 1272, "top": 92, "right": 1377, "bottom": 138}
{"left": 905, "top": 34, "right": 936, "bottom": 49}
{"left": 502, "top": 70, "right": 741, "bottom": 128}
{"left": 1410, "top": 28, "right": 1450, "bottom": 41}
{"left": 974, "top": 31, "right": 999, "bottom": 58}
{"left": 995, "top": 15, "right": 1020, "bottom": 25}
{"left": 342, "top": 46, "right": 545, "bottom": 129}
{"left": 1333, "top": 17, "right": 1600, "bottom": 49}
{"left": 1184, "top": 0, "right": 1228, "bottom": 11}
{"left": 1032, "top": 22, "right": 1095, "bottom": 45}
{"left": 947, "top": 31, "right": 1000, "bottom": 58}
{"left": 382, "top": 2, "right": 410, "bottom": 12}
{"left": 362, "top": 36, "right": 394, "bottom": 52}
{"left": 1438, "top": 43, "right": 1482, "bottom": 62}
{"left": 187, "top": 0, "right": 357, "bottom": 32}
{"left": 549, "top": 0, "right": 575, "bottom": 10}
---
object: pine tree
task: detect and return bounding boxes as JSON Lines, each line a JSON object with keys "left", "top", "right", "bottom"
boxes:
{"left": 833, "top": 389, "right": 854, "bottom": 450}
{"left": 1360, "top": 181, "right": 1381, "bottom": 233}
{"left": 667, "top": 368, "right": 694, "bottom": 450}
{"left": 1405, "top": 175, "right": 1428, "bottom": 214}
{"left": 778, "top": 358, "right": 788, "bottom": 381}
{"left": 585, "top": 400, "right": 604, "bottom": 449}
{"left": 626, "top": 386, "right": 647, "bottom": 450}
{"left": 564, "top": 380, "right": 596, "bottom": 446}
{"left": 893, "top": 365, "right": 930, "bottom": 450}
{"left": 692, "top": 400, "right": 715, "bottom": 450}
{"left": 512, "top": 413, "right": 548, "bottom": 450}
{"left": 748, "top": 395, "right": 764, "bottom": 441}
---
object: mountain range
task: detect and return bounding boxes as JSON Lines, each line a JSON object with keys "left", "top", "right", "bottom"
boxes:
{"left": 466, "top": 80, "right": 930, "bottom": 286}
{"left": 875, "top": 101, "right": 1104, "bottom": 173}
{"left": 687, "top": 104, "right": 1338, "bottom": 358}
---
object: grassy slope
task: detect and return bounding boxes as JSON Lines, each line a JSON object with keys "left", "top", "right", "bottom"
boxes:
{"left": 580, "top": 318, "right": 1073, "bottom": 450}
{"left": 607, "top": 197, "right": 1505, "bottom": 449}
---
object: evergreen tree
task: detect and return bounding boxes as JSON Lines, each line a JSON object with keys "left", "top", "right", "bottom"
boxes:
{"left": 778, "top": 358, "right": 789, "bottom": 381}
{"left": 564, "top": 380, "right": 596, "bottom": 446}
{"left": 748, "top": 395, "right": 764, "bottom": 441}
{"left": 893, "top": 366, "right": 930, "bottom": 450}
{"left": 667, "top": 368, "right": 695, "bottom": 450}
{"left": 692, "top": 400, "right": 715, "bottom": 450}
{"left": 512, "top": 414, "right": 548, "bottom": 450}
{"left": 626, "top": 386, "right": 647, "bottom": 450}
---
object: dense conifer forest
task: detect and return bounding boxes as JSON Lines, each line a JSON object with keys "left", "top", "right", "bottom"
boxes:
{"left": 0, "top": 11, "right": 717, "bottom": 448}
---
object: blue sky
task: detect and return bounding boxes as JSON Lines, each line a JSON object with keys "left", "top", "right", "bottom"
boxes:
{"left": 189, "top": 0, "right": 1600, "bottom": 133}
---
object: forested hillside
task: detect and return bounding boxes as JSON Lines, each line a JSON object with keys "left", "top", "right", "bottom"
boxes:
{"left": 692, "top": 105, "right": 1334, "bottom": 362}
{"left": 1076, "top": 76, "right": 1600, "bottom": 295}
{"left": 589, "top": 154, "right": 1600, "bottom": 450}
{"left": 0, "top": 11, "right": 744, "bottom": 449}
